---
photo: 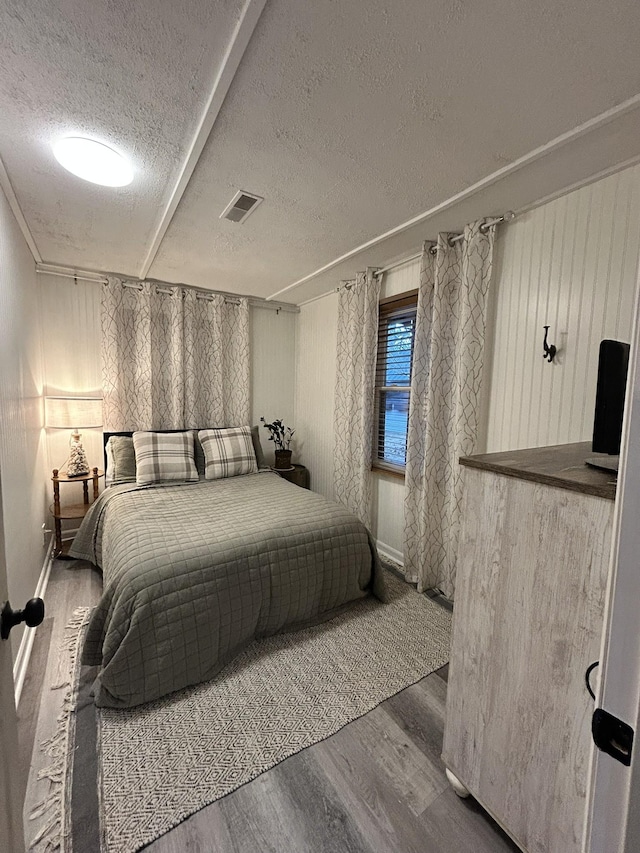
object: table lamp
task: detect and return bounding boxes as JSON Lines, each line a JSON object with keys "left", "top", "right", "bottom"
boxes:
{"left": 44, "top": 397, "right": 103, "bottom": 477}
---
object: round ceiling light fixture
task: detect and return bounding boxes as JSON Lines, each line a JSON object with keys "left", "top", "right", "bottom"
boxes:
{"left": 52, "top": 137, "right": 134, "bottom": 187}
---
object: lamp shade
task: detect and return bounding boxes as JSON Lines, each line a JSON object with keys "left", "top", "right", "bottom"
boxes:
{"left": 44, "top": 397, "right": 103, "bottom": 429}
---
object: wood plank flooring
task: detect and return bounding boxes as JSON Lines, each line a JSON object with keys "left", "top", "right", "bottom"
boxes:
{"left": 19, "top": 558, "right": 520, "bottom": 853}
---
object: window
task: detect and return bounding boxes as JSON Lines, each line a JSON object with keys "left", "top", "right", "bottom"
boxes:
{"left": 373, "top": 290, "right": 418, "bottom": 474}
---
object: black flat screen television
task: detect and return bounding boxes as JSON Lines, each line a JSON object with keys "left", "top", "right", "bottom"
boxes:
{"left": 586, "top": 339, "right": 630, "bottom": 473}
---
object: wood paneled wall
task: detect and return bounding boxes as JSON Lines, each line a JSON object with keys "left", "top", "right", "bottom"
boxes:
{"left": 0, "top": 187, "right": 47, "bottom": 661}
{"left": 485, "top": 164, "right": 640, "bottom": 452}
{"left": 381, "top": 257, "right": 421, "bottom": 299}
{"left": 294, "top": 163, "right": 640, "bottom": 562}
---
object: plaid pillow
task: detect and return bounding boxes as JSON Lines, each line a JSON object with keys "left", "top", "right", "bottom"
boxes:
{"left": 198, "top": 426, "right": 258, "bottom": 480}
{"left": 133, "top": 431, "right": 198, "bottom": 486}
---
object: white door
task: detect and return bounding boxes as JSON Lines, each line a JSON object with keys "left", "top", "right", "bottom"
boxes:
{"left": 0, "top": 469, "right": 25, "bottom": 852}
{"left": 585, "top": 277, "right": 640, "bottom": 852}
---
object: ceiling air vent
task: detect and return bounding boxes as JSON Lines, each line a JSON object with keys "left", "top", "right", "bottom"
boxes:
{"left": 220, "top": 190, "right": 264, "bottom": 224}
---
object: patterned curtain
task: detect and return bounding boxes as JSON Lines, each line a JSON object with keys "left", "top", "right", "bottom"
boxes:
{"left": 102, "top": 278, "right": 250, "bottom": 431}
{"left": 183, "top": 290, "right": 250, "bottom": 428}
{"left": 403, "top": 221, "right": 494, "bottom": 598}
{"left": 333, "top": 268, "right": 380, "bottom": 526}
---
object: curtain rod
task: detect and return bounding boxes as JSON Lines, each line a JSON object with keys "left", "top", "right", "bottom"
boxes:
{"left": 35, "top": 265, "right": 300, "bottom": 313}
{"left": 372, "top": 252, "right": 422, "bottom": 278}
{"left": 374, "top": 211, "right": 515, "bottom": 276}
{"left": 120, "top": 280, "right": 241, "bottom": 304}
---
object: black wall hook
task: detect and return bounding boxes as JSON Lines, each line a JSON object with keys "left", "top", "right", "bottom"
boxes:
{"left": 543, "top": 326, "right": 556, "bottom": 363}
{"left": 585, "top": 661, "right": 600, "bottom": 701}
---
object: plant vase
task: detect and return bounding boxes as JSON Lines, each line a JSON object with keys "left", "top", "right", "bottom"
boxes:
{"left": 274, "top": 449, "right": 293, "bottom": 470}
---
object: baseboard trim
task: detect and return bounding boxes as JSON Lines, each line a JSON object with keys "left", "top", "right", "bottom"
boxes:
{"left": 376, "top": 540, "right": 404, "bottom": 566}
{"left": 13, "top": 535, "right": 54, "bottom": 706}
{"left": 62, "top": 527, "right": 81, "bottom": 542}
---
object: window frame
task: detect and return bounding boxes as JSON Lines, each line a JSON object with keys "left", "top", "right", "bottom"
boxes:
{"left": 371, "top": 288, "right": 418, "bottom": 479}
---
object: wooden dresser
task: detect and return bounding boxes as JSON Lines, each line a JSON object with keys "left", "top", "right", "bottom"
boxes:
{"left": 442, "top": 443, "right": 616, "bottom": 853}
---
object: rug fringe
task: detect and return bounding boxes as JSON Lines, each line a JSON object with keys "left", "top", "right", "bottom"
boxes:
{"left": 28, "top": 607, "right": 92, "bottom": 853}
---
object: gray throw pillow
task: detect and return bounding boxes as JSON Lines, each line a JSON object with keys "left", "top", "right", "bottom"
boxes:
{"left": 109, "top": 436, "right": 136, "bottom": 483}
{"left": 193, "top": 431, "right": 206, "bottom": 476}
{"left": 251, "top": 424, "right": 269, "bottom": 470}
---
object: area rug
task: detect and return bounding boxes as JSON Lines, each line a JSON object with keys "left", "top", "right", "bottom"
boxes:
{"left": 41, "top": 569, "right": 451, "bottom": 853}
{"left": 28, "top": 607, "right": 92, "bottom": 853}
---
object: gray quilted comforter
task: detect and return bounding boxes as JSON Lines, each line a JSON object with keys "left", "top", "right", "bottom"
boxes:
{"left": 70, "top": 472, "right": 384, "bottom": 708}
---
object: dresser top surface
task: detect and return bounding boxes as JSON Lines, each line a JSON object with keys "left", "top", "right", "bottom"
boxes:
{"left": 460, "top": 442, "right": 617, "bottom": 501}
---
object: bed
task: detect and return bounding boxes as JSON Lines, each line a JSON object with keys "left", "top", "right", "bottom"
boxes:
{"left": 70, "top": 429, "right": 384, "bottom": 708}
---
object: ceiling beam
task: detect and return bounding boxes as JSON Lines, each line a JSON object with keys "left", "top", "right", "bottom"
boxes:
{"left": 266, "top": 92, "right": 640, "bottom": 302}
{"left": 138, "top": 0, "right": 268, "bottom": 280}
{"left": 0, "top": 153, "right": 42, "bottom": 263}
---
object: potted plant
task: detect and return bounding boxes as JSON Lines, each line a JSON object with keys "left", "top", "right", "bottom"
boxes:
{"left": 260, "top": 417, "right": 295, "bottom": 470}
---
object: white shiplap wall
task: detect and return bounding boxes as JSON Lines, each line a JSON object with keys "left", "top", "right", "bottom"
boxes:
{"left": 485, "top": 164, "right": 640, "bottom": 452}
{"left": 0, "top": 186, "right": 47, "bottom": 662}
{"left": 294, "top": 164, "right": 640, "bottom": 561}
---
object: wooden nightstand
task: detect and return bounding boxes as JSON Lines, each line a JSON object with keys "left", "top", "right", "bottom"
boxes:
{"left": 51, "top": 467, "right": 104, "bottom": 558}
{"left": 273, "top": 464, "right": 310, "bottom": 489}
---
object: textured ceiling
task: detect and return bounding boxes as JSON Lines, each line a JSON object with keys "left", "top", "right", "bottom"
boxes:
{"left": 2, "top": 0, "right": 640, "bottom": 302}
{"left": 0, "top": 0, "right": 245, "bottom": 270}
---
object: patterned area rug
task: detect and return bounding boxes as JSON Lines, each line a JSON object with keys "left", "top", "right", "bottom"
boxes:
{"left": 27, "top": 608, "right": 91, "bottom": 853}
{"left": 34, "top": 570, "right": 451, "bottom": 853}
{"left": 98, "top": 571, "right": 451, "bottom": 852}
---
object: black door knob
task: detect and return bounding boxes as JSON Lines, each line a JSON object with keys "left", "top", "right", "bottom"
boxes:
{"left": 0, "top": 598, "right": 45, "bottom": 640}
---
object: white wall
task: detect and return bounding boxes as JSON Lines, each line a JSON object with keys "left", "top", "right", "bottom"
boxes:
{"left": 39, "top": 274, "right": 103, "bottom": 514}
{"left": 294, "top": 164, "right": 640, "bottom": 563}
{"left": 37, "top": 275, "right": 298, "bottom": 480}
{"left": 485, "top": 164, "right": 640, "bottom": 451}
{"left": 32, "top": 164, "right": 640, "bottom": 569}
{"left": 0, "top": 186, "right": 47, "bottom": 662}
{"left": 294, "top": 291, "right": 338, "bottom": 499}
{"left": 373, "top": 258, "right": 420, "bottom": 559}
{"left": 250, "top": 306, "right": 297, "bottom": 467}
{"left": 294, "top": 259, "right": 419, "bottom": 559}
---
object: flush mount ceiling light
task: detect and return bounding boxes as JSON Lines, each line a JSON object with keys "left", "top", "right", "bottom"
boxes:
{"left": 53, "top": 137, "right": 134, "bottom": 187}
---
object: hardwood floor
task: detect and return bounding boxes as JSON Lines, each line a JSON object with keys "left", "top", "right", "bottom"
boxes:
{"left": 19, "top": 558, "right": 520, "bottom": 853}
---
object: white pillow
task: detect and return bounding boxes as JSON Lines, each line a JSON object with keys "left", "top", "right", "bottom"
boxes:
{"left": 198, "top": 426, "right": 258, "bottom": 480}
{"left": 133, "top": 431, "right": 198, "bottom": 486}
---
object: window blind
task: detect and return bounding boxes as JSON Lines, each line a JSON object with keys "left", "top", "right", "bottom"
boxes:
{"left": 373, "top": 291, "right": 418, "bottom": 470}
